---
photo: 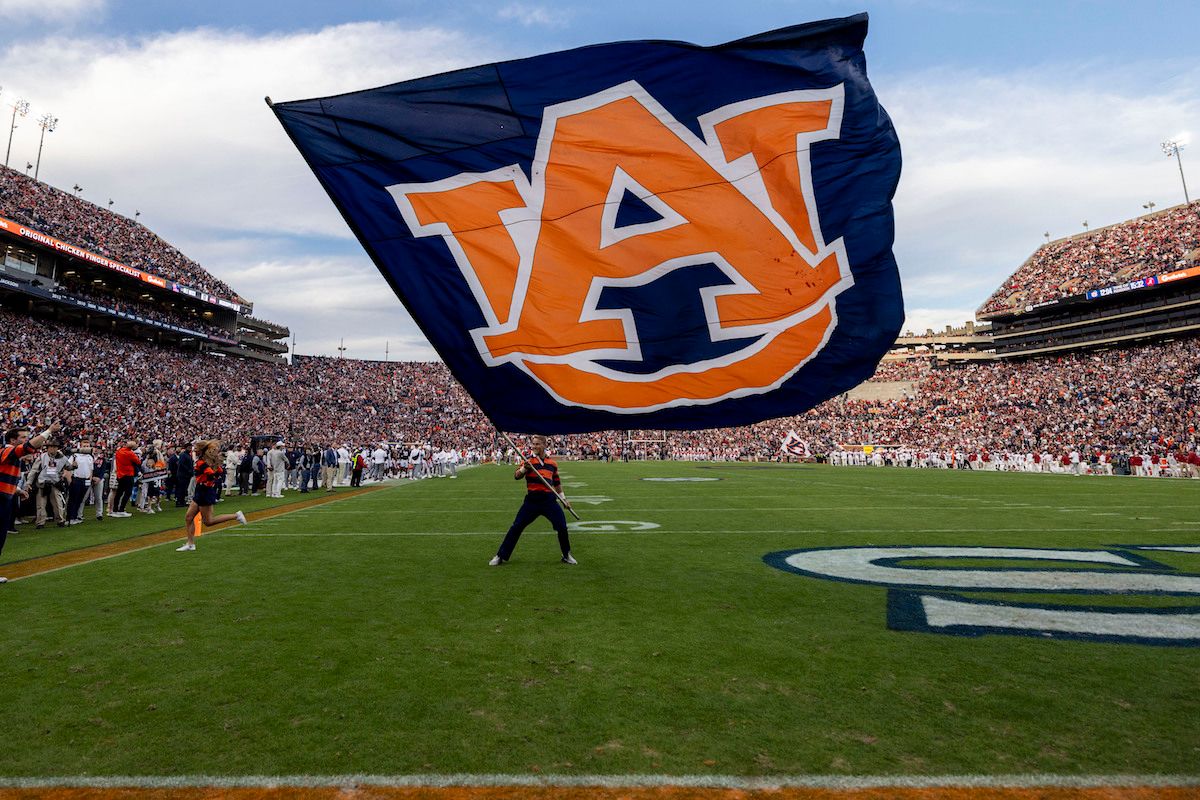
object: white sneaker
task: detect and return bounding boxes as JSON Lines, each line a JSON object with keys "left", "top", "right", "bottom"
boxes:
{"left": 561, "top": 553, "right": 578, "bottom": 565}
{"left": 236, "top": 511, "right": 247, "bottom": 526}
{"left": 0, "top": 577, "right": 7, "bottom": 583}
{"left": 176, "top": 543, "right": 195, "bottom": 552}
{"left": 488, "top": 555, "right": 504, "bottom": 566}
{"left": 68, "top": 519, "right": 83, "bottom": 526}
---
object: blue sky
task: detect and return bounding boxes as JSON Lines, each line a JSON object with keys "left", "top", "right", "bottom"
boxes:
{"left": 66, "top": 0, "right": 1200, "bottom": 76}
{"left": 1, "top": 0, "right": 1197, "bottom": 358}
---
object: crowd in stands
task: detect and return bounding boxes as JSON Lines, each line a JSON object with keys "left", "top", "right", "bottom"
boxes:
{"left": 980, "top": 203, "right": 1200, "bottom": 316}
{"left": 0, "top": 165, "right": 242, "bottom": 302}
{"left": 859, "top": 359, "right": 929, "bottom": 382}
{"left": 0, "top": 309, "right": 490, "bottom": 449}
{"left": 239, "top": 314, "right": 288, "bottom": 331}
{"left": 55, "top": 275, "right": 232, "bottom": 339}
{"left": 660, "top": 340, "right": 1200, "bottom": 470}
{"left": 2, "top": 305, "right": 1197, "bottom": 486}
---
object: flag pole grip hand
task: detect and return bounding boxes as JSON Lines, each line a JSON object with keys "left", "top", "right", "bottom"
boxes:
{"left": 502, "top": 431, "right": 580, "bottom": 520}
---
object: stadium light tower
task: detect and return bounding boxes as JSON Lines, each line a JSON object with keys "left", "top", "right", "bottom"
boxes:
{"left": 5, "top": 97, "right": 30, "bottom": 168}
{"left": 33, "top": 112, "right": 58, "bottom": 181}
{"left": 1161, "top": 140, "right": 1190, "bottom": 204}
{"left": 1143, "top": 201, "right": 1156, "bottom": 214}
{"left": 337, "top": 337, "right": 347, "bottom": 359}
{"left": 1081, "top": 220, "right": 1089, "bottom": 231}
{"left": 1043, "top": 231, "right": 1050, "bottom": 244}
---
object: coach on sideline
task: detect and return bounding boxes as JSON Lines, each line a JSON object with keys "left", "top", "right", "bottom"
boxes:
{"left": 0, "top": 422, "right": 61, "bottom": 583}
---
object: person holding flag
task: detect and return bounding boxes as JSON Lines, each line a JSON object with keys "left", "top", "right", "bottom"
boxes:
{"left": 0, "top": 422, "right": 61, "bottom": 581}
{"left": 490, "top": 435, "right": 576, "bottom": 566}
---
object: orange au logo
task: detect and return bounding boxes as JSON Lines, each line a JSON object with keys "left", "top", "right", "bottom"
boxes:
{"left": 388, "top": 81, "right": 852, "bottom": 413}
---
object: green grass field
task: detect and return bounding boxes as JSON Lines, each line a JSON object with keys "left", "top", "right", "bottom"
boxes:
{"left": 2, "top": 462, "right": 1198, "bottom": 778}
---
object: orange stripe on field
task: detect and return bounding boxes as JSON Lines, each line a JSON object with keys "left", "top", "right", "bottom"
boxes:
{"left": 1, "top": 486, "right": 384, "bottom": 581}
{"left": 0, "top": 787, "right": 1196, "bottom": 800}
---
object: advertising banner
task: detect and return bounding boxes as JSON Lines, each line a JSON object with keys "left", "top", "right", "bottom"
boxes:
{"left": 0, "top": 273, "right": 236, "bottom": 343}
{"left": 0, "top": 215, "right": 242, "bottom": 312}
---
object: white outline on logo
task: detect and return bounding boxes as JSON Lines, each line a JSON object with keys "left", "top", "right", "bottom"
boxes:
{"left": 388, "top": 81, "right": 853, "bottom": 413}
{"left": 598, "top": 166, "right": 688, "bottom": 249}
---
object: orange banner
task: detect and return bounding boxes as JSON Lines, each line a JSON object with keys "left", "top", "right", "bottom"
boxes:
{"left": 0, "top": 215, "right": 239, "bottom": 309}
{"left": 1159, "top": 264, "right": 1200, "bottom": 284}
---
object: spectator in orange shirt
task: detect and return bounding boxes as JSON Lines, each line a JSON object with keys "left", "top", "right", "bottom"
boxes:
{"left": 111, "top": 440, "right": 142, "bottom": 517}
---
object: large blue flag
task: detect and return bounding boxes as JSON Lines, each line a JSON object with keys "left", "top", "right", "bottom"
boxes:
{"left": 272, "top": 13, "right": 902, "bottom": 434}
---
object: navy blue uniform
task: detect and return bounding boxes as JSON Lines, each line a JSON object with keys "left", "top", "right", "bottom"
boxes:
{"left": 192, "top": 459, "right": 220, "bottom": 507}
{"left": 175, "top": 451, "right": 194, "bottom": 506}
{"left": 495, "top": 454, "right": 571, "bottom": 561}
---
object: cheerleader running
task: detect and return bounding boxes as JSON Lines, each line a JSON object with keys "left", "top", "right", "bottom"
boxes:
{"left": 177, "top": 440, "right": 247, "bottom": 551}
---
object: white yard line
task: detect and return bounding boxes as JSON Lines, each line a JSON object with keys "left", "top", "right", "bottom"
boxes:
{"left": 285, "top": 505, "right": 1194, "bottom": 513}
{"left": 222, "top": 527, "right": 1117, "bottom": 538}
{"left": 9, "top": 488, "right": 405, "bottom": 581}
{"left": 0, "top": 773, "right": 1195, "bottom": 790}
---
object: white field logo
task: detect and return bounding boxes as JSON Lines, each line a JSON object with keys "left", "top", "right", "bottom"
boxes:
{"left": 389, "top": 81, "right": 852, "bottom": 413}
{"left": 765, "top": 545, "right": 1200, "bottom": 646}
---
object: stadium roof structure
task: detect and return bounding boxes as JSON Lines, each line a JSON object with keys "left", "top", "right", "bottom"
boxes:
{"left": 976, "top": 202, "right": 1200, "bottom": 358}
{"left": 0, "top": 165, "right": 247, "bottom": 313}
{"left": 0, "top": 168, "right": 292, "bottom": 361}
{"left": 978, "top": 201, "right": 1200, "bottom": 322}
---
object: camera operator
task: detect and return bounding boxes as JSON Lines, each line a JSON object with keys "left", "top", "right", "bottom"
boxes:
{"left": 35, "top": 441, "right": 71, "bottom": 529}
{"left": 66, "top": 441, "right": 97, "bottom": 525}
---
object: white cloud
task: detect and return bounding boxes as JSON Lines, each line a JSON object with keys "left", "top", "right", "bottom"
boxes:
{"left": 496, "top": 3, "right": 570, "bottom": 28}
{"left": 1, "top": 21, "right": 1198, "bottom": 360}
{"left": 901, "top": 308, "right": 978, "bottom": 337}
{"left": 224, "top": 257, "right": 440, "bottom": 361}
{"left": 0, "top": 22, "right": 498, "bottom": 358}
{"left": 879, "top": 64, "right": 1200, "bottom": 321}
{"left": 0, "top": 0, "right": 102, "bottom": 21}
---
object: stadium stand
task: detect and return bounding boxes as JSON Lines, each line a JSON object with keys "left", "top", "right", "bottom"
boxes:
{"left": 890, "top": 320, "right": 995, "bottom": 361}
{"left": 980, "top": 202, "right": 1200, "bottom": 318}
{"left": 978, "top": 202, "right": 1200, "bottom": 357}
{"left": 0, "top": 307, "right": 489, "bottom": 448}
{"left": 1, "top": 167, "right": 289, "bottom": 361}
{"left": 1, "top": 172, "right": 1195, "bottom": 478}
{"left": 1, "top": 301, "right": 1193, "bottom": 473}
{"left": 0, "top": 166, "right": 243, "bottom": 302}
